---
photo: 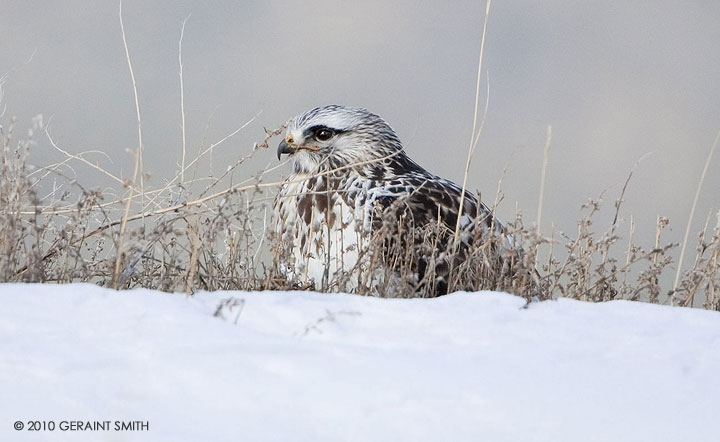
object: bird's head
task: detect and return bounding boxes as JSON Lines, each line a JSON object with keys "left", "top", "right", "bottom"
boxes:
{"left": 277, "top": 105, "right": 403, "bottom": 173}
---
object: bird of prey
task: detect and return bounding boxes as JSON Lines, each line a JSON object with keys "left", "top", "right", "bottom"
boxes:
{"left": 273, "top": 105, "right": 516, "bottom": 296}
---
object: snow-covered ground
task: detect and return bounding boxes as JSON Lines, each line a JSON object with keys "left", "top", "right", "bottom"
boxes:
{"left": 1, "top": 284, "right": 719, "bottom": 442}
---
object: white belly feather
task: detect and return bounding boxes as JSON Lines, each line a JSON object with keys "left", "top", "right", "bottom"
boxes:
{"left": 275, "top": 174, "right": 372, "bottom": 291}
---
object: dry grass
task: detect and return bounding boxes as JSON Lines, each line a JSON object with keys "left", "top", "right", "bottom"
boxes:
{"left": 1, "top": 108, "right": 718, "bottom": 310}
{"left": 1, "top": 3, "right": 717, "bottom": 310}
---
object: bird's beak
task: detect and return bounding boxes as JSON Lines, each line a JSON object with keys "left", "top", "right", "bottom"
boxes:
{"left": 277, "top": 140, "right": 294, "bottom": 160}
{"left": 277, "top": 140, "right": 321, "bottom": 160}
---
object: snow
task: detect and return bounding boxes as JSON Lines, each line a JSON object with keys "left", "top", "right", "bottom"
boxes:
{"left": 1, "top": 283, "right": 719, "bottom": 442}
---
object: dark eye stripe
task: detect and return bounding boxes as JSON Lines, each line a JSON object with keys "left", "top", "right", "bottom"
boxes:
{"left": 303, "top": 125, "right": 346, "bottom": 139}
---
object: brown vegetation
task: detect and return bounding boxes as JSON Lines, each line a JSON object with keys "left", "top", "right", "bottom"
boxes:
{"left": 1, "top": 113, "right": 717, "bottom": 310}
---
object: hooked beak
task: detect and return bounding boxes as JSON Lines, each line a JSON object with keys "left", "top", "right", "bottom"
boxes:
{"left": 276, "top": 139, "right": 321, "bottom": 160}
{"left": 277, "top": 140, "right": 294, "bottom": 160}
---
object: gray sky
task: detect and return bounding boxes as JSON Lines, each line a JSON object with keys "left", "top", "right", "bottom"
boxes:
{"left": 2, "top": 0, "right": 720, "bottom": 263}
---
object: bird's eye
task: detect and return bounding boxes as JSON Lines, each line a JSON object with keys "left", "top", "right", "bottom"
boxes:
{"left": 315, "top": 128, "right": 334, "bottom": 142}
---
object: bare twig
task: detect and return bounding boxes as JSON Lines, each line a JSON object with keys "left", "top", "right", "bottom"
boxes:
{"left": 453, "top": 0, "right": 492, "bottom": 251}
{"left": 674, "top": 126, "right": 720, "bottom": 294}
{"left": 535, "top": 125, "right": 552, "bottom": 261}
{"left": 114, "top": 0, "right": 145, "bottom": 288}
{"left": 178, "top": 15, "right": 190, "bottom": 184}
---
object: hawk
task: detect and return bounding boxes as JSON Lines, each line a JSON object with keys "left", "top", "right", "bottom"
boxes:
{"left": 273, "top": 105, "right": 519, "bottom": 296}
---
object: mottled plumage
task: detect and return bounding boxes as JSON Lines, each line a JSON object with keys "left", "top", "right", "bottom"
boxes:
{"left": 274, "top": 105, "right": 510, "bottom": 295}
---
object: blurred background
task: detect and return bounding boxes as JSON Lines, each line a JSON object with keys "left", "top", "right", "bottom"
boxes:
{"left": 2, "top": 0, "right": 719, "bottom": 277}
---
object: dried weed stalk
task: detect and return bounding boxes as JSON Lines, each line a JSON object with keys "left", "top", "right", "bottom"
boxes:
{"left": 1, "top": 114, "right": 718, "bottom": 309}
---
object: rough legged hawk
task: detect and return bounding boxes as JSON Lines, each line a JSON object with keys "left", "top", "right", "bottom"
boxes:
{"left": 273, "top": 105, "right": 516, "bottom": 296}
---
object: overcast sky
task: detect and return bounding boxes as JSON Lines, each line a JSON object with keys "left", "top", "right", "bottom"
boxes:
{"left": 2, "top": 0, "right": 719, "bottom": 258}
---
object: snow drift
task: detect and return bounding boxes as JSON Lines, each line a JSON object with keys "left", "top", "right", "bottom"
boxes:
{"left": 1, "top": 283, "right": 719, "bottom": 441}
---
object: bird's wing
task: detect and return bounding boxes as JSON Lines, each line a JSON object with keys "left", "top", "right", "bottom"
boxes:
{"left": 356, "top": 173, "right": 499, "bottom": 234}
